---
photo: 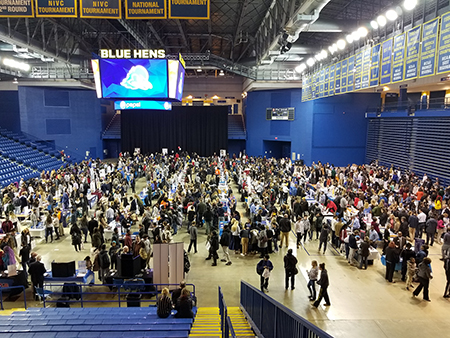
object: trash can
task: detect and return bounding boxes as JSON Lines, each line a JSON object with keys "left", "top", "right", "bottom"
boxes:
{"left": 126, "top": 293, "right": 142, "bottom": 307}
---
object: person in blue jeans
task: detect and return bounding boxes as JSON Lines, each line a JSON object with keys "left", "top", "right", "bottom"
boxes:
{"left": 307, "top": 260, "right": 318, "bottom": 301}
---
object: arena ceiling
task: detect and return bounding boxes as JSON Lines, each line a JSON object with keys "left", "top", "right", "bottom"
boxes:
{"left": 0, "top": 0, "right": 446, "bottom": 81}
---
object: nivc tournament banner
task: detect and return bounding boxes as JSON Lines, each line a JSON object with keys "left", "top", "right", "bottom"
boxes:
{"left": 437, "top": 12, "right": 450, "bottom": 74}
{"left": 405, "top": 26, "right": 421, "bottom": 80}
{"left": 361, "top": 47, "right": 371, "bottom": 89}
{"left": 329, "top": 64, "right": 335, "bottom": 95}
{"left": 324, "top": 67, "right": 329, "bottom": 96}
{"left": 168, "top": 0, "right": 209, "bottom": 19}
{"left": 370, "top": 44, "right": 381, "bottom": 87}
{"left": 0, "top": 0, "right": 34, "bottom": 17}
{"left": 420, "top": 17, "right": 439, "bottom": 77}
{"left": 353, "top": 52, "right": 362, "bottom": 90}
{"left": 81, "top": 0, "right": 120, "bottom": 18}
{"left": 347, "top": 55, "right": 355, "bottom": 92}
{"left": 334, "top": 61, "right": 341, "bottom": 94}
{"left": 35, "top": 0, "right": 76, "bottom": 16}
{"left": 340, "top": 58, "right": 348, "bottom": 93}
{"left": 381, "top": 38, "right": 393, "bottom": 85}
{"left": 392, "top": 33, "right": 406, "bottom": 83}
{"left": 125, "top": 0, "right": 165, "bottom": 19}
{"left": 319, "top": 68, "right": 324, "bottom": 97}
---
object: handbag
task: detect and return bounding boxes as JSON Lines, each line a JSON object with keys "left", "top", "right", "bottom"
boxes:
{"left": 293, "top": 267, "right": 299, "bottom": 275}
{"left": 205, "top": 241, "right": 211, "bottom": 251}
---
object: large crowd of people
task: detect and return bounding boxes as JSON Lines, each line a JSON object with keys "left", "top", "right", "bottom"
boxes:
{"left": 1, "top": 152, "right": 449, "bottom": 307}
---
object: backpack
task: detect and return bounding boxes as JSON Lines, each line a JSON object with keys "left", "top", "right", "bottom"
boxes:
{"left": 99, "top": 251, "right": 110, "bottom": 269}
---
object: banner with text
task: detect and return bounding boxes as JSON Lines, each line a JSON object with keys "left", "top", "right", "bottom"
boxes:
{"left": 125, "top": 0, "right": 165, "bottom": 19}
{"left": 0, "top": 0, "right": 34, "bottom": 17}
{"left": 369, "top": 44, "right": 381, "bottom": 87}
{"left": 35, "top": 0, "right": 76, "bottom": 17}
{"left": 437, "top": 11, "right": 450, "bottom": 74}
{"left": 361, "top": 47, "right": 371, "bottom": 89}
{"left": 405, "top": 25, "right": 421, "bottom": 80}
{"left": 392, "top": 33, "right": 406, "bottom": 83}
{"left": 380, "top": 38, "right": 393, "bottom": 85}
{"left": 80, "top": 0, "right": 120, "bottom": 18}
{"left": 168, "top": 0, "right": 209, "bottom": 19}
{"left": 419, "top": 17, "right": 439, "bottom": 77}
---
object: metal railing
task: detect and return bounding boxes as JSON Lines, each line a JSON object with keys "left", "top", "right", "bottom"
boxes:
{"left": 41, "top": 282, "right": 196, "bottom": 308}
{"left": 240, "top": 280, "right": 333, "bottom": 338}
{"left": 218, "top": 286, "right": 236, "bottom": 338}
{"left": 0, "top": 285, "right": 27, "bottom": 310}
{"left": 366, "top": 97, "right": 450, "bottom": 114}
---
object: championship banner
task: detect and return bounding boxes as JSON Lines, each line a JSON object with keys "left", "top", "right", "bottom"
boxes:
{"left": 314, "top": 72, "right": 319, "bottom": 99}
{"left": 369, "top": 44, "right": 381, "bottom": 87}
{"left": 437, "top": 12, "right": 450, "bottom": 74}
{"left": 381, "top": 38, "right": 393, "bottom": 85}
{"left": 353, "top": 52, "right": 362, "bottom": 90}
{"left": 35, "top": 0, "right": 76, "bottom": 17}
{"left": 328, "top": 64, "right": 335, "bottom": 96}
{"left": 340, "top": 58, "right": 348, "bottom": 94}
{"left": 361, "top": 47, "right": 371, "bottom": 89}
{"left": 334, "top": 61, "right": 341, "bottom": 94}
{"left": 0, "top": 0, "right": 34, "bottom": 17}
{"left": 419, "top": 17, "right": 439, "bottom": 77}
{"left": 347, "top": 55, "right": 355, "bottom": 92}
{"left": 168, "top": 0, "right": 209, "bottom": 19}
{"left": 319, "top": 68, "right": 324, "bottom": 98}
{"left": 80, "top": 0, "right": 120, "bottom": 18}
{"left": 301, "top": 76, "right": 308, "bottom": 102}
{"left": 324, "top": 67, "right": 329, "bottom": 97}
{"left": 405, "top": 26, "right": 421, "bottom": 80}
{"left": 392, "top": 33, "right": 406, "bottom": 83}
{"left": 125, "top": 0, "right": 165, "bottom": 19}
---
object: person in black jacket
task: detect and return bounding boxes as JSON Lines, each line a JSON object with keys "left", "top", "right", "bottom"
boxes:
{"left": 98, "top": 244, "right": 110, "bottom": 283}
{"left": 174, "top": 288, "right": 194, "bottom": 318}
{"left": 29, "top": 255, "right": 46, "bottom": 297}
{"left": 401, "top": 242, "right": 416, "bottom": 281}
{"left": 385, "top": 241, "right": 400, "bottom": 283}
{"left": 318, "top": 224, "right": 330, "bottom": 254}
{"left": 279, "top": 214, "right": 291, "bottom": 248}
{"left": 19, "top": 242, "right": 30, "bottom": 278}
{"left": 313, "top": 263, "right": 330, "bottom": 307}
{"left": 206, "top": 231, "right": 219, "bottom": 266}
{"left": 284, "top": 249, "right": 298, "bottom": 290}
{"left": 359, "top": 237, "right": 370, "bottom": 270}
{"left": 219, "top": 226, "right": 232, "bottom": 265}
{"left": 426, "top": 217, "right": 437, "bottom": 246}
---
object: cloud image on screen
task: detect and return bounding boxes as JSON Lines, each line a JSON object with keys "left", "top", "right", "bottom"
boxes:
{"left": 120, "top": 65, "right": 153, "bottom": 91}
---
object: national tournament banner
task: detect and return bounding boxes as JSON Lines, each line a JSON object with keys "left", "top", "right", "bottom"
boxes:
{"left": 80, "top": 0, "right": 120, "bottom": 18}
{"left": 340, "top": 58, "right": 348, "bottom": 93}
{"left": 361, "top": 47, "right": 371, "bottom": 89}
{"left": 370, "top": 44, "right": 381, "bottom": 87}
{"left": 35, "top": 0, "right": 76, "bottom": 16}
{"left": 381, "top": 38, "right": 393, "bottom": 85}
{"left": 420, "top": 17, "right": 439, "bottom": 77}
{"left": 405, "top": 26, "right": 421, "bottom": 80}
{"left": 125, "top": 0, "right": 165, "bottom": 19}
{"left": 319, "top": 68, "right": 324, "bottom": 97}
{"left": 353, "top": 52, "right": 363, "bottom": 90}
{"left": 168, "top": 0, "right": 209, "bottom": 19}
{"left": 324, "top": 67, "right": 329, "bottom": 96}
{"left": 347, "top": 55, "right": 355, "bottom": 92}
{"left": 437, "top": 12, "right": 450, "bottom": 74}
{"left": 334, "top": 61, "right": 341, "bottom": 94}
{"left": 0, "top": 0, "right": 34, "bottom": 17}
{"left": 328, "top": 64, "right": 335, "bottom": 96}
{"left": 392, "top": 33, "right": 406, "bottom": 83}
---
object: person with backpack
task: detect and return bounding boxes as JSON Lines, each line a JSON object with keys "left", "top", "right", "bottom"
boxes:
{"left": 98, "top": 244, "right": 110, "bottom": 283}
{"left": 256, "top": 254, "right": 273, "bottom": 293}
{"left": 258, "top": 226, "right": 269, "bottom": 258}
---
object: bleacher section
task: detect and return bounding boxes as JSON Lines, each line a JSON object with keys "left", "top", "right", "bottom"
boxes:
{"left": 228, "top": 115, "right": 246, "bottom": 139}
{"left": 102, "top": 112, "right": 121, "bottom": 140}
{"left": 0, "top": 307, "right": 193, "bottom": 338}
{"left": 0, "top": 128, "right": 65, "bottom": 187}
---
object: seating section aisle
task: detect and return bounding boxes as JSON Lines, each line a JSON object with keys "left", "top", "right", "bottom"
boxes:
{"left": 0, "top": 307, "right": 194, "bottom": 338}
{"left": 0, "top": 128, "right": 65, "bottom": 187}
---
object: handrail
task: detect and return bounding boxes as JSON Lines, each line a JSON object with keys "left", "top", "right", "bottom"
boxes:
{"left": 240, "top": 280, "right": 333, "bottom": 338}
{"left": 41, "top": 282, "right": 196, "bottom": 308}
{"left": 218, "top": 286, "right": 236, "bottom": 338}
{"left": 366, "top": 97, "right": 450, "bottom": 114}
{"left": 0, "top": 285, "right": 27, "bottom": 310}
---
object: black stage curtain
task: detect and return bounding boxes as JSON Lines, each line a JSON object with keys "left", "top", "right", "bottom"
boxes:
{"left": 121, "top": 106, "right": 228, "bottom": 156}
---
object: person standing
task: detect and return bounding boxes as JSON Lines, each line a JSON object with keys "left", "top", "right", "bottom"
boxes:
{"left": 385, "top": 241, "right": 400, "bottom": 283}
{"left": 359, "top": 237, "right": 371, "bottom": 270}
{"left": 98, "top": 244, "right": 110, "bottom": 283}
{"left": 412, "top": 257, "right": 432, "bottom": 301}
{"left": 19, "top": 242, "right": 30, "bottom": 279}
{"left": 256, "top": 254, "right": 273, "bottom": 293}
{"left": 207, "top": 231, "right": 219, "bottom": 266}
{"left": 426, "top": 217, "right": 437, "bottom": 247}
{"left": 279, "top": 214, "right": 291, "bottom": 248}
{"left": 284, "top": 249, "right": 298, "bottom": 290}
{"left": 187, "top": 221, "right": 198, "bottom": 254}
{"left": 307, "top": 260, "right": 319, "bottom": 301}
{"left": 28, "top": 255, "right": 46, "bottom": 298}
{"left": 70, "top": 223, "right": 82, "bottom": 252}
{"left": 313, "top": 263, "right": 330, "bottom": 307}
{"left": 240, "top": 224, "right": 250, "bottom": 256}
{"left": 318, "top": 224, "right": 330, "bottom": 254}
{"left": 441, "top": 228, "right": 450, "bottom": 260}
{"left": 220, "top": 225, "right": 232, "bottom": 265}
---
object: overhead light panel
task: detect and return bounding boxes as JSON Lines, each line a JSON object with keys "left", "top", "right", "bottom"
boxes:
{"left": 2, "top": 58, "right": 30, "bottom": 72}
{"left": 377, "top": 15, "right": 387, "bottom": 27}
{"left": 370, "top": 20, "right": 379, "bottom": 29}
{"left": 197, "top": 66, "right": 202, "bottom": 72}
{"left": 346, "top": 34, "right": 354, "bottom": 43}
{"left": 358, "top": 27, "right": 368, "bottom": 38}
{"left": 306, "top": 58, "right": 315, "bottom": 67}
{"left": 295, "top": 63, "right": 306, "bottom": 73}
{"left": 351, "top": 31, "right": 360, "bottom": 41}
{"left": 403, "top": 0, "right": 417, "bottom": 11}
{"left": 337, "top": 39, "right": 346, "bottom": 50}
{"left": 386, "top": 9, "right": 398, "bottom": 21}
{"left": 320, "top": 50, "right": 327, "bottom": 59}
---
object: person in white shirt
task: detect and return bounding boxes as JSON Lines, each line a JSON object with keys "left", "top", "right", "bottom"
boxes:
{"left": 418, "top": 210, "right": 427, "bottom": 238}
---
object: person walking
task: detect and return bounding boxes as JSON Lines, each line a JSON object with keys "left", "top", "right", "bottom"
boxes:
{"left": 206, "top": 231, "right": 219, "bottom": 266}
{"left": 220, "top": 225, "right": 232, "bottom": 265}
{"left": 307, "top": 260, "right": 319, "bottom": 301}
{"left": 412, "top": 257, "right": 433, "bottom": 301}
{"left": 318, "top": 224, "right": 330, "bottom": 254}
{"left": 279, "top": 214, "right": 291, "bottom": 248}
{"left": 256, "top": 254, "right": 273, "bottom": 293}
{"left": 70, "top": 223, "right": 82, "bottom": 252}
{"left": 284, "top": 249, "right": 298, "bottom": 290}
{"left": 187, "top": 221, "right": 198, "bottom": 254}
{"left": 426, "top": 217, "right": 437, "bottom": 247}
{"left": 313, "top": 263, "right": 330, "bottom": 308}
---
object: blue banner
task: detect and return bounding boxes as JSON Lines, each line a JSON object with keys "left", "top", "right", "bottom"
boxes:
{"left": 125, "top": 0, "right": 165, "bottom": 19}
{"left": 341, "top": 59, "right": 348, "bottom": 93}
{"left": 0, "top": 0, "right": 34, "bottom": 17}
{"left": 370, "top": 44, "right": 381, "bottom": 87}
{"left": 114, "top": 100, "right": 172, "bottom": 110}
{"left": 405, "top": 26, "right": 421, "bottom": 80}
{"left": 381, "top": 38, "right": 393, "bottom": 85}
{"left": 347, "top": 56, "right": 355, "bottom": 92}
{"left": 420, "top": 17, "right": 439, "bottom": 77}
{"left": 81, "top": 0, "right": 121, "bottom": 18}
{"left": 392, "top": 33, "right": 406, "bottom": 83}
{"left": 328, "top": 64, "right": 335, "bottom": 95}
{"left": 437, "top": 12, "right": 450, "bottom": 74}
{"left": 334, "top": 62, "right": 341, "bottom": 94}
{"left": 169, "top": 0, "right": 209, "bottom": 19}
{"left": 361, "top": 47, "right": 371, "bottom": 89}
{"left": 324, "top": 67, "right": 329, "bottom": 96}
{"left": 319, "top": 69, "right": 324, "bottom": 97}
{"left": 36, "top": 0, "right": 77, "bottom": 17}
{"left": 354, "top": 52, "right": 362, "bottom": 90}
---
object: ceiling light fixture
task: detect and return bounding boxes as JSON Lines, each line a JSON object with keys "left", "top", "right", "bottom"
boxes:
{"left": 386, "top": 9, "right": 398, "bottom": 21}
{"left": 219, "top": 70, "right": 224, "bottom": 76}
{"left": 295, "top": 63, "right": 306, "bottom": 73}
{"left": 337, "top": 39, "right": 346, "bottom": 50}
{"left": 346, "top": 34, "right": 354, "bottom": 43}
{"left": 12, "top": 78, "right": 18, "bottom": 84}
{"left": 377, "top": 15, "right": 387, "bottom": 27}
{"left": 403, "top": 0, "right": 417, "bottom": 11}
{"left": 370, "top": 20, "right": 379, "bottom": 29}
{"left": 351, "top": 31, "right": 360, "bottom": 41}
{"left": 306, "top": 58, "right": 315, "bottom": 67}
{"left": 2, "top": 58, "right": 30, "bottom": 72}
{"left": 358, "top": 27, "right": 368, "bottom": 37}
